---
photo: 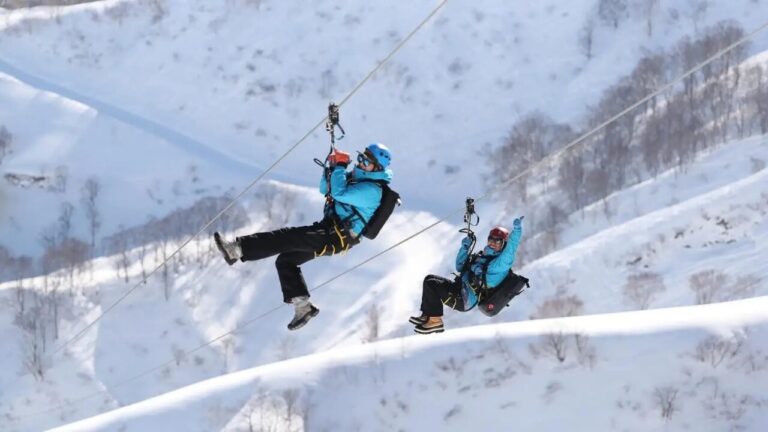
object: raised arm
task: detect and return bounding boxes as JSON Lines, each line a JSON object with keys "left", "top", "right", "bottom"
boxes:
{"left": 487, "top": 219, "right": 523, "bottom": 274}
{"left": 455, "top": 236, "right": 473, "bottom": 272}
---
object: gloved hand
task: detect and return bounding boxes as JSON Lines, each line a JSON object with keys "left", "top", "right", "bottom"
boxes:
{"left": 328, "top": 150, "right": 351, "bottom": 168}
{"left": 513, "top": 216, "right": 524, "bottom": 229}
{"left": 461, "top": 232, "right": 475, "bottom": 248}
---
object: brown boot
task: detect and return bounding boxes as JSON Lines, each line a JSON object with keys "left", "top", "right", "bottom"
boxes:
{"left": 408, "top": 313, "right": 428, "bottom": 326}
{"left": 414, "top": 316, "right": 444, "bottom": 334}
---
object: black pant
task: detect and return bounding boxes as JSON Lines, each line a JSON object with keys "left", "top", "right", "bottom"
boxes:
{"left": 237, "top": 218, "right": 359, "bottom": 303}
{"left": 420, "top": 274, "right": 466, "bottom": 317}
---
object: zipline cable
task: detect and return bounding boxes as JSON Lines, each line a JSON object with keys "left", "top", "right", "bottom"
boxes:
{"left": 49, "top": 0, "right": 449, "bottom": 358}
{"left": 309, "top": 17, "right": 768, "bottom": 293}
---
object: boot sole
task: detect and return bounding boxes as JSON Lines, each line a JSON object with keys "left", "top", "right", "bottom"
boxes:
{"left": 414, "top": 325, "right": 444, "bottom": 334}
{"left": 408, "top": 317, "right": 428, "bottom": 325}
{"left": 214, "top": 232, "right": 237, "bottom": 266}
{"left": 287, "top": 306, "right": 320, "bottom": 331}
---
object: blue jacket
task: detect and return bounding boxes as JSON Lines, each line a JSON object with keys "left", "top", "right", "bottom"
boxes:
{"left": 319, "top": 165, "right": 394, "bottom": 236}
{"left": 455, "top": 224, "right": 523, "bottom": 309}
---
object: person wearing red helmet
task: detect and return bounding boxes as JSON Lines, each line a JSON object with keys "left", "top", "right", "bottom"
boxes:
{"left": 410, "top": 217, "right": 523, "bottom": 334}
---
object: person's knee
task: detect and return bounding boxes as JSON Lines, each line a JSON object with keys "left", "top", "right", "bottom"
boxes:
{"left": 275, "top": 253, "right": 293, "bottom": 269}
{"left": 423, "top": 274, "right": 442, "bottom": 288}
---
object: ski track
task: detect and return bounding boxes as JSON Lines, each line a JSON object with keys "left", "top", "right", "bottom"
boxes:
{"left": 0, "top": 57, "right": 262, "bottom": 177}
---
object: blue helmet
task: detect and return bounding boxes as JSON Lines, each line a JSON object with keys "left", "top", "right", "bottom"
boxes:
{"left": 365, "top": 143, "right": 391, "bottom": 169}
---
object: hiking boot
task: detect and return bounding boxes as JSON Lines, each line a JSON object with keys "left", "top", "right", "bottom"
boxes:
{"left": 408, "top": 313, "right": 428, "bottom": 326}
{"left": 214, "top": 232, "right": 241, "bottom": 265}
{"left": 414, "top": 317, "right": 444, "bottom": 334}
{"left": 287, "top": 296, "right": 320, "bottom": 331}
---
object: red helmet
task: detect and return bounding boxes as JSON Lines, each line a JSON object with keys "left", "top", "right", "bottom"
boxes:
{"left": 488, "top": 226, "right": 510, "bottom": 241}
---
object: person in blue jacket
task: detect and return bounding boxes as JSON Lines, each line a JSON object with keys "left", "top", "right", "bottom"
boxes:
{"left": 410, "top": 218, "right": 523, "bottom": 334}
{"left": 214, "top": 143, "right": 393, "bottom": 331}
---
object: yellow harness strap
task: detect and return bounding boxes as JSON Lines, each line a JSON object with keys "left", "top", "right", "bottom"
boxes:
{"left": 314, "top": 244, "right": 328, "bottom": 258}
{"left": 333, "top": 222, "right": 347, "bottom": 249}
{"left": 332, "top": 221, "right": 351, "bottom": 255}
{"left": 315, "top": 222, "right": 352, "bottom": 257}
{"left": 442, "top": 295, "right": 458, "bottom": 309}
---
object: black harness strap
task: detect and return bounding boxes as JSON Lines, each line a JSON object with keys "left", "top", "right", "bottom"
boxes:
{"left": 460, "top": 251, "right": 490, "bottom": 301}
{"left": 339, "top": 178, "right": 386, "bottom": 238}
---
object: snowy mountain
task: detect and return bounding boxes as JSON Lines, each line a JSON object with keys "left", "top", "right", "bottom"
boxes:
{"left": 3, "top": 0, "right": 768, "bottom": 258}
{"left": 0, "top": 0, "right": 767, "bottom": 431}
{"left": 49, "top": 298, "right": 768, "bottom": 432}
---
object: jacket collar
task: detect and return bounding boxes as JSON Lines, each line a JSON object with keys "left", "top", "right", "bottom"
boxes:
{"left": 351, "top": 166, "right": 393, "bottom": 183}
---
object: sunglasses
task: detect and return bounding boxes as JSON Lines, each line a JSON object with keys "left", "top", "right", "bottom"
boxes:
{"left": 357, "top": 152, "right": 375, "bottom": 168}
{"left": 487, "top": 237, "right": 505, "bottom": 245}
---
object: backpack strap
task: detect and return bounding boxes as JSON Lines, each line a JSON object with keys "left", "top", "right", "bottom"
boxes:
{"left": 341, "top": 179, "right": 386, "bottom": 237}
{"left": 480, "top": 258, "right": 490, "bottom": 291}
{"left": 467, "top": 253, "right": 512, "bottom": 303}
{"left": 463, "top": 252, "right": 491, "bottom": 297}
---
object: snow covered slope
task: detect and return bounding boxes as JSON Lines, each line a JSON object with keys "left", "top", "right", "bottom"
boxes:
{"left": 50, "top": 297, "right": 768, "bottom": 432}
{"left": 0, "top": 0, "right": 767, "bottom": 430}
{"left": 1, "top": 129, "right": 765, "bottom": 432}
{"left": 2, "top": 0, "right": 768, "bottom": 253}
{"left": 0, "top": 70, "right": 252, "bottom": 258}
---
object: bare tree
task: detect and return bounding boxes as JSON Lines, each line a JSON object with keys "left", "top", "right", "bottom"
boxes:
{"left": 0, "top": 245, "right": 11, "bottom": 281}
{"left": 105, "top": 229, "right": 131, "bottom": 283}
{"left": 530, "top": 294, "right": 584, "bottom": 319}
{"left": 687, "top": 0, "right": 709, "bottom": 33}
{"left": 57, "top": 202, "right": 75, "bottom": 242}
{"left": 52, "top": 165, "right": 69, "bottom": 193}
{"left": 746, "top": 65, "right": 768, "bottom": 134}
{"left": 630, "top": 54, "right": 666, "bottom": 114}
{"left": 574, "top": 333, "right": 597, "bottom": 368}
{"left": 584, "top": 167, "right": 610, "bottom": 208}
{"left": 0, "top": 125, "right": 11, "bottom": 165}
{"left": 639, "top": 0, "right": 659, "bottom": 36}
{"left": 725, "top": 274, "right": 761, "bottom": 301}
{"left": 640, "top": 112, "right": 665, "bottom": 176}
{"left": 154, "top": 220, "right": 175, "bottom": 300}
{"left": 530, "top": 330, "right": 569, "bottom": 363}
{"left": 256, "top": 184, "right": 297, "bottom": 229}
{"left": 653, "top": 386, "right": 679, "bottom": 420}
{"left": 364, "top": 304, "right": 382, "bottom": 343}
{"left": 490, "top": 113, "right": 575, "bottom": 203}
{"left": 534, "top": 203, "right": 568, "bottom": 254}
{"left": 597, "top": 0, "right": 628, "bottom": 29}
{"left": 134, "top": 230, "right": 150, "bottom": 280}
{"left": 12, "top": 255, "right": 33, "bottom": 313}
{"left": 281, "top": 389, "right": 301, "bottom": 431}
{"left": 14, "top": 290, "right": 50, "bottom": 381}
{"left": 558, "top": 153, "right": 586, "bottom": 210}
{"left": 693, "top": 334, "right": 745, "bottom": 368}
{"left": 588, "top": 78, "right": 640, "bottom": 190}
{"left": 689, "top": 269, "right": 727, "bottom": 304}
{"left": 578, "top": 17, "right": 595, "bottom": 60}
{"left": 623, "top": 271, "right": 666, "bottom": 309}
{"left": 58, "top": 237, "right": 89, "bottom": 295}
{"left": 144, "top": 0, "right": 168, "bottom": 23}
{"left": 80, "top": 177, "right": 101, "bottom": 253}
